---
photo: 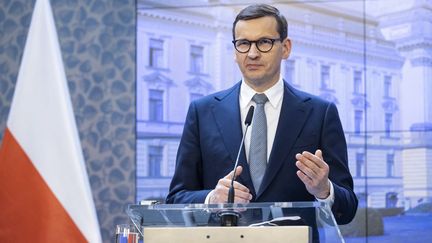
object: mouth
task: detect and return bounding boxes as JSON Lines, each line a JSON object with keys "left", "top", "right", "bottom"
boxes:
{"left": 246, "top": 64, "right": 262, "bottom": 70}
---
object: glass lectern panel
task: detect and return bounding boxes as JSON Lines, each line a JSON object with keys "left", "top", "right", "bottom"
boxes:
{"left": 127, "top": 201, "right": 344, "bottom": 243}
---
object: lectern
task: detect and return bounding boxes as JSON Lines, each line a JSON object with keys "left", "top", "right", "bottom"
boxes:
{"left": 127, "top": 201, "right": 344, "bottom": 243}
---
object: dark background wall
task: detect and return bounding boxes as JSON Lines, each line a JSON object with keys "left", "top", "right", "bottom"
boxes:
{"left": 0, "top": 0, "right": 136, "bottom": 241}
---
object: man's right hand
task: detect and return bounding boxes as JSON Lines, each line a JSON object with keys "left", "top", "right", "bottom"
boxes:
{"left": 208, "top": 166, "right": 253, "bottom": 204}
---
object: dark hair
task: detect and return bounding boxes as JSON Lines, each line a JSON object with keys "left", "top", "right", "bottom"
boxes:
{"left": 232, "top": 4, "right": 288, "bottom": 40}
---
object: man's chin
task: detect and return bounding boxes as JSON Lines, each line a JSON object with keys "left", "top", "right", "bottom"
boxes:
{"left": 244, "top": 73, "right": 265, "bottom": 82}
{"left": 244, "top": 77, "right": 269, "bottom": 88}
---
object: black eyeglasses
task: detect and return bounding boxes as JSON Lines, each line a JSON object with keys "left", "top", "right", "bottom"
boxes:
{"left": 232, "top": 38, "right": 283, "bottom": 53}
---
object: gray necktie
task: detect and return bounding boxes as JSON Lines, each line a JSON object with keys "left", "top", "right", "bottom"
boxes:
{"left": 249, "top": 93, "right": 269, "bottom": 193}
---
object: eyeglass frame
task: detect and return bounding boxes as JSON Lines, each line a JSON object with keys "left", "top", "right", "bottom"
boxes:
{"left": 232, "top": 37, "right": 284, "bottom": 53}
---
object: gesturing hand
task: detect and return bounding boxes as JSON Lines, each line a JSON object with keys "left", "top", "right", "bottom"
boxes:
{"left": 295, "top": 149, "right": 331, "bottom": 199}
{"left": 208, "top": 166, "right": 253, "bottom": 203}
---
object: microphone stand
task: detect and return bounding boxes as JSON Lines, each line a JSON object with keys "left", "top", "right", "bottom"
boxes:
{"left": 219, "top": 106, "right": 254, "bottom": 226}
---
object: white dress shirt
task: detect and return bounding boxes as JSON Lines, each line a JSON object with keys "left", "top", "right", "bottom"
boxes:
{"left": 240, "top": 77, "right": 284, "bottom": 163}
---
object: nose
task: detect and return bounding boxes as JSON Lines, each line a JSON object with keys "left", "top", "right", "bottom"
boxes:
{"left": 247, "top": 43, "right": 260, "bottom": 59}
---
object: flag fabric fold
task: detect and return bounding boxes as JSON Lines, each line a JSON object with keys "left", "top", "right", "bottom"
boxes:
{"left": 0, "top": 0, "right": 102, "bottom": 242}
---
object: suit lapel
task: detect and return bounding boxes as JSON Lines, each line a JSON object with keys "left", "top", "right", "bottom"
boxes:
{"left": 256, "top": 82, "right": 312, "bottom": 198}
{"left": 211, "top": 83, "right": 255, "bottom": 193}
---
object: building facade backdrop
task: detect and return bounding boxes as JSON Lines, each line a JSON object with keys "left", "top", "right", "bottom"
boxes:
{"left": 136, "top": 0, "right": 432, "bottom": 223}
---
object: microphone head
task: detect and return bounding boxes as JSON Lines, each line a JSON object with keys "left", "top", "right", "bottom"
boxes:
{"left": 245, "top": 106, "right": 254, "bottom": 126}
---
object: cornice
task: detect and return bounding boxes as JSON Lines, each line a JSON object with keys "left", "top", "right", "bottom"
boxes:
{"left": 138, "top": 9, "right": 231, "bottom": 31}
{"left": 411, "top": 57, "right": 432, "bottom": 67}
{"left": 396, "top": 38, "right": 432, "bottom": 52}
{"left": 293, "top": 34, "right": 404, "bottom": 65}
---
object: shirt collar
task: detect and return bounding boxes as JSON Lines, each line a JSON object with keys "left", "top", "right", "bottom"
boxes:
{"left": 240, "top": 76, "right": 284, "bottom": 109}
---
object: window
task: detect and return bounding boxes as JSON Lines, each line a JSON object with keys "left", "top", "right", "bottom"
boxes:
{"left": 356, "top": 153, "right": 365, "bottom": 177}
{"left": 190, "top": 92, "right": 203, "bottom": 102}
{"left": 190, "top": 45, "right": 204, "bottom": 74}
{"left": 354, "top": 70, "right": 362, "bottom": 94}
{"left": 149, "top": 38, "right": 164, "bottom": 68}
{"left": 320, "top": 65, "right": 330, "bottom": 89}
{"left": 284, "top": 60, "right": 295, "bottom": 84}
{"left": 385, "top": 113, "right": 393, "bottom": 137}
{"left": 384, "top": 75, "right": 392, "bottom": 97}
{"left": 149, "top": 89, "right": 164, "bottom": 121}
{"left": 148, "top": 146, "right": 163, "bottom": 177}
{"left": 387, "top": 153, "right": 395, "bottom": 177}
{"left": 354, "top": 110, "right": 363, "bottom": 135}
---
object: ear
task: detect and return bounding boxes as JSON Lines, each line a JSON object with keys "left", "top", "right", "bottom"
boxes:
{"left": 282, "top": 38, "right": 291, "bottom": 59}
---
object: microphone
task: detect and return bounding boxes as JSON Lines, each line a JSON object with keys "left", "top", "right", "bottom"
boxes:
{"left": 228, "top": 105, "right": 254, "bottom": 203}
{"left": 220, "top": 105, "right": 254, "bottom": 227}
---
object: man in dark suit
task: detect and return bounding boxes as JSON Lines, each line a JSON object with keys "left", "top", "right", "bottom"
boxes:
{"left": 166, "top": 4, "right": 358, "bottom": 225}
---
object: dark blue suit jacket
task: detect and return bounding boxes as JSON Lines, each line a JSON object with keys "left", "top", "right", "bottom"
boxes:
{"left": 166, "top": 81, "right": 358, "bottom": 224}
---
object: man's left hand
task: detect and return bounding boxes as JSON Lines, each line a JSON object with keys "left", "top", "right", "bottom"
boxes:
{"left": 295, "top": 149, "right": 330, "bottom": 199}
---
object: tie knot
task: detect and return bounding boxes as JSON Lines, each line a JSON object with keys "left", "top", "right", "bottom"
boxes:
{"left": 252, "top": 93, "right": 268, "bottom": 105}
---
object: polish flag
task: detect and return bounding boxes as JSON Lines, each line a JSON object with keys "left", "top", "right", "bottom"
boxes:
{"left": 0, "top": 0, "right": 102, "bottom": 242}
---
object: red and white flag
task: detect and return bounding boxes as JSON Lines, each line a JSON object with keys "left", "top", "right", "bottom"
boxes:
{"left": 0, "top": 0, "right": 102, "bottom": 242}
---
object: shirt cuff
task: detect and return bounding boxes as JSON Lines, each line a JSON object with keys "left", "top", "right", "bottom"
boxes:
{"left": 315, "top": 180, "right": 335, "bottom": 207}
{"left": 204, "top": 190, "right": 214, "bottom": 204}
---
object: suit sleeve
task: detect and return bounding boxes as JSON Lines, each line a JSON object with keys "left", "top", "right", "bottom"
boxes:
{"left": 322, "top": 103, "right": 358, "bottom": 224}
{"left": 165, "top": 102, "right": 211, "bottom": 204}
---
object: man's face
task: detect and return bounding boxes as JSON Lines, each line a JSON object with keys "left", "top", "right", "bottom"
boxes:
{"left": 234, "top": 16, "right": 291, "bottom": 92}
